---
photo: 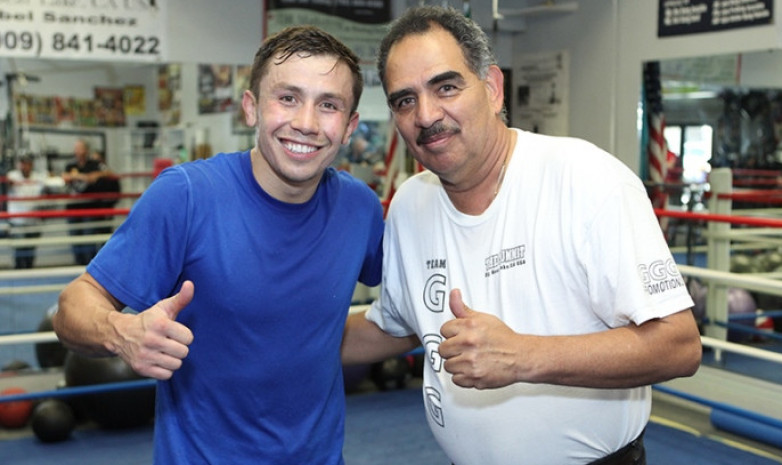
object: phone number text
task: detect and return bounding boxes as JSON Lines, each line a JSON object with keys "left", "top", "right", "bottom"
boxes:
{"left": 0, "top": 30, "right": 161, "bottom": 58}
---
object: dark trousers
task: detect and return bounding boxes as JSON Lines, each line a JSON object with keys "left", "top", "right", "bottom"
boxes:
{"left": 589, "top": 429, "right": 646, "bottom": 465}
{"left": 67, "top": 216, "right": 99, "bottom": 266}
{"left": 12, "top": 230, "right": 41, "bottom": 269}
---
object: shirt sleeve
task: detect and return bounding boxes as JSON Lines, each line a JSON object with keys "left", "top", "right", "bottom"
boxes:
{"left": 87, "top": 167, "right": 191, "bottom": 311}
{"left": 581, "top": 180, "right": 694, "bottom": 327}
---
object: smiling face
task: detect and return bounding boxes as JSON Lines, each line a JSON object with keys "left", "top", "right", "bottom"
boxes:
{"left": 384, "top": 26, "right": 504, "bottom": 190}
{"left": 242, "top": 53, "right": 359, "bottom": 203}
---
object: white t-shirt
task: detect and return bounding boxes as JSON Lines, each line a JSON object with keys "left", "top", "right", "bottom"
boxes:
{"left": 7, "top": 169, "right": 46, "bottom": 226}
{"left": 367, "top": 129, "right": 694, "bottom": 465}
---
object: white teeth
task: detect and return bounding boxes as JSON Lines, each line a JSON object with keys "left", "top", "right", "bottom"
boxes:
{"left": 285, "top": 142, "right": 317, "bottom": 154}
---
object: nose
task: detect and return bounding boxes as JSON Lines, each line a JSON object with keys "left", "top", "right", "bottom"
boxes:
{"left": 415, "top": 94, "right": 444, "bottom": 128}
{"left": 290, "top": 103, "right": 319, "bottom": 134}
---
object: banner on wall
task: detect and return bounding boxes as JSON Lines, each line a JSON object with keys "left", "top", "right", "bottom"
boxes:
{"left": 0, "top": 1, "right": 167, "bottom": 62}
{"left": 513, "top": 50, "right": 569, "bottom": 137}
{"left": 265, "top": 0, "right": 391, "bottom": 65}
{"left": 658, "top": 0, "right": 773, "bottom": 37}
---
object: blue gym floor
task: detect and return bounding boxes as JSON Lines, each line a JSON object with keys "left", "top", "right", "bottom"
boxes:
{"left": 0, "top": 386, "right": 780, "bottom": 464}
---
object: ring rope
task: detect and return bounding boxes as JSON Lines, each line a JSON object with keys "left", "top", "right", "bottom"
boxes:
{"left": 654, "top": 383, "right": 782, "bottom": 430}
{"left": 0, "top": 192, "right": 141, "bottom": 203}
{"left": 0, "top": 284, "right": 67, "bottom": 296}
{"left": 0, "top": 233, "right": 112, "bottom": 248}
{"left": 0, "top": 208, "right": 130, "bottom": 220}
{"left": 6, "top": 219, "right": 122, "bottom": 234}
{"left": 0, "top": 379, "right": 156, "bottom": 403}
{"left": 655, "top": 208, "right": 782, "bottom": 228}
{"left": 0, "top": 265, "right": 84, "bottom": 280}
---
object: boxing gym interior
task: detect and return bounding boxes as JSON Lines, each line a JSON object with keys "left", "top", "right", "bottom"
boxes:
{"left": 1, "top": 1, "right": 782, "bottom": 464}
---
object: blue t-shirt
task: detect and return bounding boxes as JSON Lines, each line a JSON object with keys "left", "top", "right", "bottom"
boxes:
{"left": 88, "top": 151, "right": 384, "bottom": 464}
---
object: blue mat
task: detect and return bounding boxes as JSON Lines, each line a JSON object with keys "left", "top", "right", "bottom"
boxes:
{"left": 1, "top": 387, "right": 780, "bottom": 465}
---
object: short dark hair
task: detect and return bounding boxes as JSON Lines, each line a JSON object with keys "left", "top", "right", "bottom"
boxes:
{"left": 376, "top": 6, "right": 497, "bottom": 92}
{"left": 249, "top": 26, "right": 364, "bottom": 114}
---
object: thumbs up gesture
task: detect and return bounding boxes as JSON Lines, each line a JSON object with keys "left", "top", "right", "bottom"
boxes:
{"left": 114, "top": 281, "right": 195, "bottom": 380}
{"left": 439, "top": 289, "right": 523, "bottom": 389}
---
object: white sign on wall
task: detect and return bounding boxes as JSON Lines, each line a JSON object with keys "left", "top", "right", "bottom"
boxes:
{"left": 514, "top": 50, "right": 570, "bottom": 137}
{"left": 0, "top": 0, "right": 167, "bottom": 62}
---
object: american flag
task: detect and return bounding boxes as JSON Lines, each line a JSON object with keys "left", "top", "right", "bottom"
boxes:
{"left": 643, "top": 61, "right": 670, "bottom": 210}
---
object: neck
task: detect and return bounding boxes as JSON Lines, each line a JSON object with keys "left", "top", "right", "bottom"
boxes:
{"left": 446, "top": 128, "right": 516, "bottom": 216}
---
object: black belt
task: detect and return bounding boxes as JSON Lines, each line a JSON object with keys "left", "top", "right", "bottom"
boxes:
{"left": 588, "top": 429, "right": 646, "bottom": 465}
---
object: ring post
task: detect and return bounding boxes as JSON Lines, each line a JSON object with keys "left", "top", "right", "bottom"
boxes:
{"left": 705, "top": 168, "right": 732, "bottom": 358}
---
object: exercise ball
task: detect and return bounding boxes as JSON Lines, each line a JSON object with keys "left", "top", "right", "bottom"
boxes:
{"left": 64, "top": 351, "right": 155, "bottom": 429}
{"left": 687, "top": 278, "right": 707, "bottom": 322}
{"left": 35, "top": 304, "right": 68, "bottom": 369}
{"left": 0, "top": 387, "right": 34, "bottom": 428}
{"left": 31, "top": 399, "right": 75, "bottom": 443}
{"left": 728, "top": 287, "right": 757, "bottom": 342}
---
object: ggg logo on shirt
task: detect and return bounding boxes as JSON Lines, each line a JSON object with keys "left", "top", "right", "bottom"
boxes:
{"left": 424, "top": 273, "right": 447, "bottom": 313}
{"left": 637, "top": 258, "right": 685, "bottom": 295}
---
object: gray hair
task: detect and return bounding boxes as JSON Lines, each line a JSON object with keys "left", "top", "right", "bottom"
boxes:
{"left": 376, "top": 5, "right": 497, "bottom": 92}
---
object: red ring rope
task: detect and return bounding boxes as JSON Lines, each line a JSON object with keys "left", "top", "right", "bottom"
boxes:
{"left": 0, "top": 208, "right": 130, "bottom": 220}
{"left": 0, "top": 192, "right": 141, "bottom": 202}
{"left": 655, "top": 208, "right": 782, "bottom": 228}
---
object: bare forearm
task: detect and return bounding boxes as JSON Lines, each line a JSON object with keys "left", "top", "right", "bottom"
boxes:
{"left": 342, "top": 311, "right": 420, "bottom": 365}
{"left": 517, "top": 311, "right": 702, "bottom": 388}
{"left": 53, "top": 273, "right": 127, "bottom": 357}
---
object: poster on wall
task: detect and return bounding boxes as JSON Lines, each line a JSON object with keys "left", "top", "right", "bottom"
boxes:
{"left": 513, "top": 50, "right": 569, "bottom": 136}
{"left": 658, "top": 0, "right": 773, "bottom": 37}
{"left": 94, "top": 87, "right": 126, "bottom": 127}
{"left": 124, "top": 85, "right": 146, "bottom": 116}
{"left": 233, "top": 65, "right": 252, "bottom": 133}
{"left": 158, "top": 64, "right": 181, "bottom": 126}
{"left": 198, "top": 64, "right": 234, "bottom": 115}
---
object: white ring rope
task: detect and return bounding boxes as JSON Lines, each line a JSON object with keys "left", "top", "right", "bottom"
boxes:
{"left": 0, "top": 233, "right": 112, "bottom": 248}
{"left": 0, "top": 265, "right": 84, "bottom": 280}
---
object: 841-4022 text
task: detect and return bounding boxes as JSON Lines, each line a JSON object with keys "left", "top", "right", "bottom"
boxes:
{"left": 51, "top": 32, "right": 160, "bottom": 56}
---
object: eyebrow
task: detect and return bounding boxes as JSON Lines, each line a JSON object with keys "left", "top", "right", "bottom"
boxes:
{"left": 386, "top": 70, "right": 466, "bottom": 106}
{"left": 277, "top": 84, "right": 349, "bottom": 108}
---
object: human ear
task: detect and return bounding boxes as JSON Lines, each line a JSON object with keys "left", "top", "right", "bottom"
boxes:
{"left": 241, "top": 90, "right": 258, "bottom": 127}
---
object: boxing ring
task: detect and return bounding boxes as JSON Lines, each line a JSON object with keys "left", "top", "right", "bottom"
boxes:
{"left": 1, "top": 167, "right": 782, "bottom": 462}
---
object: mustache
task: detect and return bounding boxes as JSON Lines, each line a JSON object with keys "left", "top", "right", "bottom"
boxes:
{"left": 416, "top": 122, "right": 460, "bottom": 145}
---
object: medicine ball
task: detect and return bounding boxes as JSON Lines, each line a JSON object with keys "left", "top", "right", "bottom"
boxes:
{"left": 63, "top": 351, "right": 155, "bottom": 429}
{"left": 35, "top": 304, "right": 68, "bottom": 369}
{"left": 0, "top": 387, "right": 34, "bottom": 428}
{"left": 31, "top": 399, "right": 75, "bottom": 443}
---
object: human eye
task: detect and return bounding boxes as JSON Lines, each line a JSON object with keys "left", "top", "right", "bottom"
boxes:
{"left": 320, "top": 101, "right": 340, "bottom": 112}
{"left": 280, "top": 95, "right": 297, "bottom": 105}
{"left": 392, "top": 96, "right": 415, "bottom": 112}
{"left": 439, "top": 83, "right": 459, "bottom": 96}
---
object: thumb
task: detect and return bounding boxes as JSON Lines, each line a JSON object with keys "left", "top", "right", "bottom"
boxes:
{"left": 160, "top": 281, "right": 194, "bottom": 321}
{"left": 449, "top": 289, "right": 472, "bottom": 319}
